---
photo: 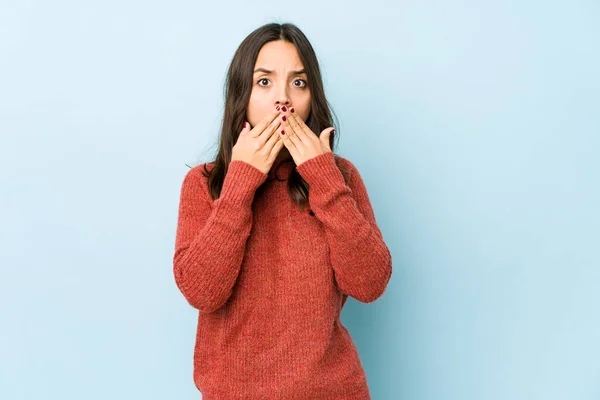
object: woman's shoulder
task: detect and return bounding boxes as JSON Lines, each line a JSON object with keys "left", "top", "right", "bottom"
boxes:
{"left": 178, "top": 161, "right": 218, "bottom": 204}
{"left": 187, "top": 160, "right": 216, "bottom": 176}
{"left": 181, "top": 161, "right": 215, "bottom": 189}
{"left": 332, "top": 153, "right": 355, "bottom": 183}
{"left": 332, "top": 153, "right": 352, "bottom": 167}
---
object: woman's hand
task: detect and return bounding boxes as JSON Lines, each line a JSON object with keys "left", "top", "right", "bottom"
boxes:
{"left": 278, "top": 106, "right": 335, "bottom": 167}
{"left": 232, "top": 107, "right": 285, "bottom": 175}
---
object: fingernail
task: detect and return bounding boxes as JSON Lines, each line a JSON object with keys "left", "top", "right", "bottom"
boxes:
{"left": 281, "top": 106, "right": 287, "bottom": 112}
{"left": 243, "top": 122, "right": 247, "bottom": 128}
{"left": 281, "top": 129, "right": 285, "bottom": 135}
{"left": 290, "top": 107, "right": 294, "bottom": 113}
{"left": 276, "top": 105, "right": 280, "bottom": 110}
{"left": 281, "top": 115, "right": 286, "bottom": 122}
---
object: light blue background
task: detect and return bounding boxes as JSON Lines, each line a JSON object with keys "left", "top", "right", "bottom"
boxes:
{"left": 1, "top": 1, "right": 599, "bottom": 399}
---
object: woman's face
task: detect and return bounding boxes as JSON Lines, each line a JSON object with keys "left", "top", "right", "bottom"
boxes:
{"left": 246, "top": 40, "right": 311, "bottom": 128}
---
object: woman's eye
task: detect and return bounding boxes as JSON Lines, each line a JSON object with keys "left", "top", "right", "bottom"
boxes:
{"left": 294, "top": 79, "right": 307, "bottom": 88}
{"left": 258, "top": 78, "right": 269, "bottom": 86}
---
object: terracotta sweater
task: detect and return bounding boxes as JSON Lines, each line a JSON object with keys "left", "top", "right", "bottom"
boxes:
{"left": 173, "top": 151, "right": 392, "bottom": 399}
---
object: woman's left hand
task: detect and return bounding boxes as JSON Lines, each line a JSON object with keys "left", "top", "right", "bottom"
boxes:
{"left": 278, "top": 107, "right": 335, "bottom": 166}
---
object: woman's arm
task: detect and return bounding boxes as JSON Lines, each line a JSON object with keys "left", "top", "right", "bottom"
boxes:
{"left": 296, "top": 152, "right": 392, "bottom": 303}
{"left": 173, "top": 161, "right": 267, "bottom": 313}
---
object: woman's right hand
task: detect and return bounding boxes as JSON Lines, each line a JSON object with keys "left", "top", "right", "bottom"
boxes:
{"left": 231, "top": 108, "right": 285, "bottom": 175}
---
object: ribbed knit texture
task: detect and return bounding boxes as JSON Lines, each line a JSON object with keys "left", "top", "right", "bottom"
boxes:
{"left": 173, "top": 151, "right": 392, "bottom": 399}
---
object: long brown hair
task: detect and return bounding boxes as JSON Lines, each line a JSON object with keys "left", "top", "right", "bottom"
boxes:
{"left": 189, "top": 22, "right": 349, "bottom": 212}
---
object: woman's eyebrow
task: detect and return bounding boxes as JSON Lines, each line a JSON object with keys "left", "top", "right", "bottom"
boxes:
{"left": 253, "top": 68, "right": 306, "bottom": 75}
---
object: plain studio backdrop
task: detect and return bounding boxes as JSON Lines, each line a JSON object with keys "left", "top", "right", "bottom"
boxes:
{"left": 1, "top": 1, "right": 599, "bottom": 399}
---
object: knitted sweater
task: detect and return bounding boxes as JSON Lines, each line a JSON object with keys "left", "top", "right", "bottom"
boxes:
{"left": 173, "top": 151, "right": 392, "bottom": 399}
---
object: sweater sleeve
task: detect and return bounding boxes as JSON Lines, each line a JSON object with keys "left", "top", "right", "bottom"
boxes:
{"left": 173, "top": 161, "right": 268, "bottom": 313}
{"left": 295, "top": 151, "right": 392, "bottom": 303}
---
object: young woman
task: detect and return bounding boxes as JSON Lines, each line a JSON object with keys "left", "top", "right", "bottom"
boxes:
{"left": 173, "top": 22, "right": 392, "bottom": 399}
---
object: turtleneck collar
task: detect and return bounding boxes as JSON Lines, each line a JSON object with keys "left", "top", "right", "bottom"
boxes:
{"left": 267, "top": 157, "right": 295, "bottom": 181}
